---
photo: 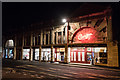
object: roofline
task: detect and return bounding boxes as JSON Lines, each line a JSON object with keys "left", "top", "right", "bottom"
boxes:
{"left": 71, "top": 7, "right": 112, "bottom": 22}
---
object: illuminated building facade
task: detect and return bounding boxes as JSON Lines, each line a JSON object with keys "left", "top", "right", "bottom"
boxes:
{"left": 2, "top": 3, "right": 120, "bottom": 67}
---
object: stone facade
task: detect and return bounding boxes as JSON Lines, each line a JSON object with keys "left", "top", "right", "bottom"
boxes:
{"left": 2, "top": 4, "right": 119, "bottom": 67}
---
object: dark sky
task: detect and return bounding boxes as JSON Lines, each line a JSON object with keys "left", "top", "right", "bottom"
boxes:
{"left": 2, "top": 2, "right": 83, "bottom": 34}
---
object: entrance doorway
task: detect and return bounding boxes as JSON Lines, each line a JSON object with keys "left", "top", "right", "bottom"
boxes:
{"left": 70, "top": 51, "right": 85, "bottom": 63}
{"left": 54, "top": 48, "right": 65, "bottom": 62}
{"left": 41, "top": 48, "right": 51, "bottom": 62}
{"left": 33, "top": 48, "right": 39, "bottom": 60}
{"left": 23, "top": 49, "right": 30, "bottom": 60}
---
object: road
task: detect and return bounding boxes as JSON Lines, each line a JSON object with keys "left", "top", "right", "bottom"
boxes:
{"left": 2, "top": 59, "right": 120, "bottom": 80}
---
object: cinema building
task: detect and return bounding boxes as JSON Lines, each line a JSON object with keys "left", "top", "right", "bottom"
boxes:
{"left": 2, "top": 3, "right": 120, "bottom": 67}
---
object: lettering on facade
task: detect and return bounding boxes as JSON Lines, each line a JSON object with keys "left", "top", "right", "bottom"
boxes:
{"left": 78, "top": 33, "right": 93, "bottom": 40}
{"left": 72, "top": 27, "right": 98, "bottom": 43}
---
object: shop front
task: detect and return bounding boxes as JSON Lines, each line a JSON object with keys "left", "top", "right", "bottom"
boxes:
{"left": 69, "top": 26, "right": 108, "bottom": 65}
{"left": 41, "top": 48, "right": 51, "bottom": 62}
{"left": 8, "top": 48, "right": 14, "bottom": 58}
{"left": 33, "top": 48, "right": 39, "bottom": 60}
{"left": 23, "top": 49, "right": 30, "bottom": 60}
{"left": 4, "top": 48, "right": 14, "bottom": 59}
{"left": 70, "top": 47, "right": 107, "bottom": 64}
{"left": 5, "top": 49, "right": 8, "bottom": 58}
{"left": 54, "top": 48, "right": 65, "bottom": 62}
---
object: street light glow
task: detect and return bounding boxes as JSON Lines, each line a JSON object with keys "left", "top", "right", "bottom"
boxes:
{"left": 62, "top": 19, "right": 67, "bottom": 23}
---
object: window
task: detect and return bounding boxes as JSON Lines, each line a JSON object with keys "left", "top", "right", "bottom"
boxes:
{"left": 38, "top": 35, "right": 40, "bottom": 45}
{"left": 63, "top": 31, "right": 65, "bottom": 43}
{"left": 50, "top": 30, "right": 52, "bottom": 44}
{"left": 42, "top": 33, "right": 44, "bottom": 45}
{"left": 32, "top": 36, "right": 35, "bottom": 46}
{"left": 82, "top": 52, "right": 85, "bottom": 61}
{"left": 46, "top": 34, "right": 48, "bottom": 45}
{"left": 54, "top": 32, "right": 56, "bottom": 44}
{"left": 6, "top": 40, "right": 14, "bottom": 47}
{"left": 35, "top": 36, "right": 37, "bottom": 45}
{"left": 58, "top": 32, "right": 62, "bottom": 44}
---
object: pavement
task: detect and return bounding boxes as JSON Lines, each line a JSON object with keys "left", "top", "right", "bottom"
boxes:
{"left": 2, "top": 59, "right": 120, "bottom": 80}
{"left": 52, "top": 62, "right": 120, "bottom": 72}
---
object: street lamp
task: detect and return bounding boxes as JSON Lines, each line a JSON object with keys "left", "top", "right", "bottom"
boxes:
{"left": 62, "top": 18, "right": 70, "bottom": 64}
{"left": 62, "top": 18, "right": 70, "bottom": 43}
{"left": 62, "top": 19, "right": 67, "bottom": 23}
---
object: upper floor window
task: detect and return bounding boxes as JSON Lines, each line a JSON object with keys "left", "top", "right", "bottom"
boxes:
{"left": 46, "top": 34, "right": 48, "bottom": 45}
{"left": 58, "top": 32, "right": 62, "bottom": 44}
{"left": 38, "top": 35, "right": 40, "bottom": 45}
{"left": 5, "top": 40, "right": 14, "bottom": 47}
{"left": 54, "top": 32, "right": 56, "bottom": 44}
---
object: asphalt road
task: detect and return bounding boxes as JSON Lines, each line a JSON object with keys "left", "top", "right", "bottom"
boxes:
{"left": 2, "top": 59, "right": 120, "bottom": 80}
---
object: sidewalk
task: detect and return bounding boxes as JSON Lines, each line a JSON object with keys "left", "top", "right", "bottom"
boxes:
{"left": 12, "top": 59, "right": 120, "bottom": 72}
{"left": 52, "top": 62, "right": 120, "bottom": 72}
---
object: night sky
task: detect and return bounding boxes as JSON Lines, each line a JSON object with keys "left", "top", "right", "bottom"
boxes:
{"left": 2, "top": 2, "right": 83, "bottom": 35}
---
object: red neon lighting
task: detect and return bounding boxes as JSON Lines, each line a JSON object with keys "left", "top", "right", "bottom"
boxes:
{"left": 72, "top": 27, "right": 98, "bottom": 43}
{"left": 78, "top": 33, "right": 93, "bottom": 40}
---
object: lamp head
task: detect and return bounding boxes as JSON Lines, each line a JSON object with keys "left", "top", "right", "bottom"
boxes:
{"left": 62, "top": 19, "right": 67, "bottom": 23}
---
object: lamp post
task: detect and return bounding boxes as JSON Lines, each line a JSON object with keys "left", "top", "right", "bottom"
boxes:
{"left": 62, "top": 18, "right": 70, "bottom": 63}
{"left": 62, "top": 18, "right": 70, "bottom": 44}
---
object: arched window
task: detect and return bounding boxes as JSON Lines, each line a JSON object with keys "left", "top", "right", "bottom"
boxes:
{"left": 72, "top": 27, "right": 98, "bottom": 43}
{"left": 5, "top": 40, "right": 14, "bottom": 47}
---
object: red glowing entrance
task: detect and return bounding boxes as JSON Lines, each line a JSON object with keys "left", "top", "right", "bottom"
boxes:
{"left": 72, "top": 27, "right": 98, "bottom": 43}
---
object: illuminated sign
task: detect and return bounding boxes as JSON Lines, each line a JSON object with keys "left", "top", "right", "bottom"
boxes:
{"left": 72, "top": 27, "right": 98, "bottom": 43}
{"left": 78, "top": 33, "right": 93, "bottom": 40}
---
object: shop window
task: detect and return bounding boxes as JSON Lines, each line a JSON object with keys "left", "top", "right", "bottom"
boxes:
{"left": 23, "top": 49, "right": 30, "bottom": 60}
{"left": 35, "top": 49, "right": 39, "bottom": 60}
{"left": 74, "top": 52, "right": 76, "bottom": 61}
{"left": 82, "top": 52, "right": 85, "bottom": 61}
{"left": 87, "top": 52, "right": 92, "bottom": 62}
{"left": 61, "top": 52, "right": 64, "bottom": 61}
{"left": 41, "top": 48, "right": 51, "bottom": 61}
{"left": 5, "top": 49, "right": 8, "bottom": 58}
{"left": 71, "top": 52, "right": 73, "bottom": 61}
{"left": 9, "top": 49, "right": 13, "bottom": 58}
{"left": 78, "top": 52, "right": 81, "bottom": 61}
{"left": 92, "top": 47, "right": 107, "bottom": 64}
